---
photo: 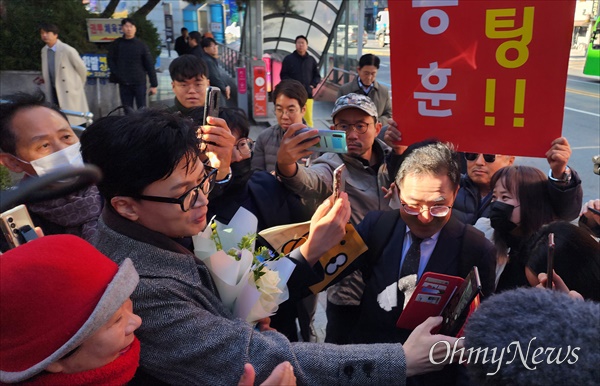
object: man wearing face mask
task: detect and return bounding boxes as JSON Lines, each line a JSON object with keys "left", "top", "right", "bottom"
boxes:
{"left": 0, "top": 93, "right": 102, "bottom": 244}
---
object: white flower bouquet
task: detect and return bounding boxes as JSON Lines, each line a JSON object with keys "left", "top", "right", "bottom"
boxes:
{"left": 192, "top": 207, "right": 295, "bottom": 324}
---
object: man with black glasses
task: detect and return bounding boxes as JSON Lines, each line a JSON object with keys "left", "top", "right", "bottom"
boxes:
{"left": 79, "top": 108, "right": 459, "bottom": 385}
{"left": 276, "top": 93, "right": 396, "bottom": 344}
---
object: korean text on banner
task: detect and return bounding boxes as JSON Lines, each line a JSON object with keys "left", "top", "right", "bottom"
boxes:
{"left": 86, "top": 18, "right": 123, "bottom": 43}
{"left": 389, "top": 1, "right": 576, "bottom": 157}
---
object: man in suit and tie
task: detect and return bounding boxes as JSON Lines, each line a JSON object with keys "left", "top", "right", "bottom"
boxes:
{"left": 339, "top": 140, "right": 497, "bottom": 385}
{"left": 350, "top": 140, "right": 496, "bottom": 345}
{"left": 39, "top": 23, "right": 89, "bottom": 127}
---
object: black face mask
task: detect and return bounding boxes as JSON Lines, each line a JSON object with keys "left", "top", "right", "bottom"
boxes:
{"left": 489, "top": 201, "right": 518, "bottom": 235}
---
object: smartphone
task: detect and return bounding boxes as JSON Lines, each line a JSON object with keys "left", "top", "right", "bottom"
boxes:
{"left": 546, "top": 233, "right": 555, "bottom": 289}
{"left": 588, "top": 206, "right": 600, "bottom": 216}
{"left": 438, "top": 266, "right": 482, "bottom": 336}
{"left": 332, "top": 164, "right": 346, "bottom": 199}
{"left": 0, "top": 204, "right": 38, "bottom": 249}
{"left": 295, "top": 128, "right": 348, "bottom": 154}
{"left": 202, "top": 86, "right": 220, "bottom": 126}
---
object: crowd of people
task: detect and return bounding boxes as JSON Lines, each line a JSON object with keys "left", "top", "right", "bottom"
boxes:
{"left": 0, "top": 23, "right": 598, "bottom": 386}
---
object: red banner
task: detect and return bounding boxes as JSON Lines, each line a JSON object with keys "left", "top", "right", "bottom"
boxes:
{"left": 390, "top": 1, "right": 576, "bottom": 157}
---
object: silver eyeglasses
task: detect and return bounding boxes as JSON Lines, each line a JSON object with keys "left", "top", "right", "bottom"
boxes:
{"left": 399, "top": 199, "right": 452, "bottom": 218}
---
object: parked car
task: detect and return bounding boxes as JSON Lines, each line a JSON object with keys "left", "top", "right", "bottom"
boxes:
{"left": 336, "top": 25, "right": 368, "bottom": 47}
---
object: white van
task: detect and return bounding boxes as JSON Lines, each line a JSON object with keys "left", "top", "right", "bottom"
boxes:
{"left": 376, "top": 9, "right": 390, "bottom": 47}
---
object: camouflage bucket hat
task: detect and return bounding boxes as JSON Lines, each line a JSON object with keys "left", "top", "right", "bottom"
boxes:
{"left": 332, "top": 93, "right": 378, "bottom": 121}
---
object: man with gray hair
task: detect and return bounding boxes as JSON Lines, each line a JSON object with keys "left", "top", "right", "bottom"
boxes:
{"left": 322, "top": 140, "right": 496, "bottom": 384}
{"left": 351, "top": 140, "right": 496, "bottom": 341}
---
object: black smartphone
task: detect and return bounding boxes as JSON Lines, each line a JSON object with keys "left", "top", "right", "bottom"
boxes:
{"left": 202, "top": 86, "right": 220, "bottom": 126}
{"left": 438, "top": 266, "right": 482, "bottom": 336}
{"left": 546, "top": 233, "right": 555, "bottom": 289}
{"left": 588, "top": 206, "right": 600, "bottom": 216}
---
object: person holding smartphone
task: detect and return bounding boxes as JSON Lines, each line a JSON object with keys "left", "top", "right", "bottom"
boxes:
{"left": 252, "top": 79, "right": 314, "bottom": 174}
{"left": 80, "top": 108, "right": 462, "bottom": 385}
{"left": 0, "top": 235, "right": 298, "bottom": 386}
{"left": 275, "top": 93, "right": 398, "bottom": 345}
{"left": 0, "top": 92, "right": 102, "bottom": 248}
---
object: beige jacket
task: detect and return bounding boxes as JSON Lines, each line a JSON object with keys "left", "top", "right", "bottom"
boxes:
{"left": 41, "top": 39, "right": 89, "bottom": 126}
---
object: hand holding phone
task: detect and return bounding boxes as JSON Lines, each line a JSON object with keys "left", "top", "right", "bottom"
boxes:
{"left": 295, "top": 128, "right": 347, "bottom": 154}
{"left": 587, "top": 206, "right": 600, "bottom": 216}
{"left": 0, "top": 205, "right": 38, "bottom": 249}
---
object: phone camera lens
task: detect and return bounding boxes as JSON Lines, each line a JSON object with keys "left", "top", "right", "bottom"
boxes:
{"left": 10, "top": 223, "right": 15, "bottom": 229}
{"left": 7, "top": 217, "right": 13, "bottom": 223}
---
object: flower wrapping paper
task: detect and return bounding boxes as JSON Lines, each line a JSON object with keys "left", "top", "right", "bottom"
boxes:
{"left": 192, "top": 207, "right": 295, "bottom": 324}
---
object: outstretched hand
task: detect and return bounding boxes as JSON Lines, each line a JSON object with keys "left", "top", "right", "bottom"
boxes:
{"left": 403, "top": 316, "right": 463, "bottom": 377}
{"left": 580, "top": 199, "right": 600, "bottom": 227}
{"left": 276, "top": 123, "right": 320, "bottom": 177}
{"left": 238, "top": 362, "right": 296, "bottom": 386}
{"left": 383, "top": 119, "right": 407, "bottom": 155}
{"left": 537, "top": 271, "right": 584, "bottom": 300}
{"left": 300, "top": 192, "right": 351, "bottom": 266}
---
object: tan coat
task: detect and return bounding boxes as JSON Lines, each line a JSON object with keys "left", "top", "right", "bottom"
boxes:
{"left": 41, "top": 39, "right": 89, "bottom": 126}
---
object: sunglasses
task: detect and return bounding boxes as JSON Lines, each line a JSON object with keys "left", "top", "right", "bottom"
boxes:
{"left": 464, "top": 153, "right": 496, "bottom": 163}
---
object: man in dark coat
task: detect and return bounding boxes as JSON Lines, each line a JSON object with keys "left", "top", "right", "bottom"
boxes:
{"left": 107, "top": 18, "right": 157, "bottom": 110}
{"left": 174, "top": 27, "right": 190, "bottom": 56}
{"left": 280, "top": 35, "right": 321, "bottom": 127}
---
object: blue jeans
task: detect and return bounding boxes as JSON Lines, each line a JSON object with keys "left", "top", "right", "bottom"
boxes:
{"left": 119, "top": 83, "right": 147, "bottom": 110}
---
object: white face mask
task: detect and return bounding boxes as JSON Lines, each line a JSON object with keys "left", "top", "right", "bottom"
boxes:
{"left": 19, "top": 142, "right": 84, "bottom": 176}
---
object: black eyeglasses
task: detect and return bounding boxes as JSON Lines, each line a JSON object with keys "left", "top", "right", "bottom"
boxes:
{"left": 333, "top": 122, "right": 373, "bottom": 134}
{"left": 464, "top": 153, "right": 496, "bottom": 163}
{"left": 132, "top": 167, "right": 217, "bottom": 212}
{"left": 235, "top": 138, "right": 254, "bottom": 156}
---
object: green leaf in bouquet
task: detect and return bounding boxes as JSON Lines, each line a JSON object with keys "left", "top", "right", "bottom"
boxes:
{"left": 238, "top": 233, "right": 257, "bottom": 251}
{"left": 210, "top": 222, "right": 223, "bottom": 251}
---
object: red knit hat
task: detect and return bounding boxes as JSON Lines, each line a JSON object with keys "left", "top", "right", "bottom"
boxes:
{"left": 0, "top": 235, "right": 139, "bottom": 383}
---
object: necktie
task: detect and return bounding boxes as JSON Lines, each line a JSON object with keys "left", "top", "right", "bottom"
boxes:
{"left": 400, "top": 233, "right": 423, "bottom": 278}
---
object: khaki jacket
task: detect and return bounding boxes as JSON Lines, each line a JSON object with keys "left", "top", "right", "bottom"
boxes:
{"left": 41, "top": 39, "right": 89, "bottom": 126}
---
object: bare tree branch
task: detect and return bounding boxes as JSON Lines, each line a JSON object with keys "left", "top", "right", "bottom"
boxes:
{"left": 100, "top": 0, "right": 121, "bottom": 18}
{"left": 133, "top": 0, "right": 161, "bottom": 17}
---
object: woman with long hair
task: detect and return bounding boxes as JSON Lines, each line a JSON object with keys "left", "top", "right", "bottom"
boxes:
{"left": 483, "top": 166, "right": 555, "bottom": 292}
